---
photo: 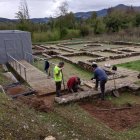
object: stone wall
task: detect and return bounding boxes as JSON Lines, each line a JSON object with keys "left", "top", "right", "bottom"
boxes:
{"left": 45, "top": 51, "right": 60, "bottom": 56}
{"left": 34, "top": 45, "right": 45, "bottom": 51}
{"left": 57, "top": 44, "right": 77, "bottom": 50}
{"left": 63, "top": 52, "right": 100, "bottom": 57}
{"left": 88, "top": 57, "right": 107, "bottom": 63}
{"left": 78, "top": 61, "right": 93, "bottom": 72}
{"left": 110, "top": 52, "right": 140, "bottom": 59}
{"left": 102, "top": 49, "right": 123, "bottom": 54}
{"left": 111, "top": 41, "right": 140, "bottom": 46}
{"left": 58, "top": 48, "right": 74, "bottom": 53}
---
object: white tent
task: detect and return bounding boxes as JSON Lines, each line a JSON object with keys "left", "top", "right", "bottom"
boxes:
{"left": 0, "top": 30, "right": 33, "bottom": 64}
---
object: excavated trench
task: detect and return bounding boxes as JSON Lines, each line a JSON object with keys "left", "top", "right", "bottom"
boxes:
{"left": 79, "top": 90, "right": 140, "bottom": 131}
{"left": 4, "top": 58, "right": 140, "bottom": 132}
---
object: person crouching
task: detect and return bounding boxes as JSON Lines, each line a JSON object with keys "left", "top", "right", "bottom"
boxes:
{"left": 67, "top": 76, "right": 81, "bottom": 93}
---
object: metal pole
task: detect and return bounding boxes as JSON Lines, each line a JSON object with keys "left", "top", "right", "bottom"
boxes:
{"left": 61, "top": 70, "right": 65, "bottom": 90}
{"left": 14, "top": 61, "right": 16, "bottom": 69}
{"left": 24, "top": 68, "right": 27, "bottom": 81}
{"left": 19, "top": 64, "right": 21, "bottom": 75}
{"left": 15, "top": 61, "right": 17, "bottom": 71}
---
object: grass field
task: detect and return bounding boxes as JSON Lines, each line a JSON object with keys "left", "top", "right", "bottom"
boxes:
{"left": 107, "top": 92, "right": 140, "bottom": 107}
{"left": 33, "top": 58, "right": 92, "bottom": 81}
{"left": 117, "top": 60, "right": 140, "bottom": 71}
{"left": 116, "top": 58, "right": 140, "bottom": 86}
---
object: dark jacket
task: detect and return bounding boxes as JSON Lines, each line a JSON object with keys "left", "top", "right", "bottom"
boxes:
{"left": 44, "top": 61, "right": 50, "bottom": 70}
{"left": 93, "top": 67, "right": 107, "bottom": 81}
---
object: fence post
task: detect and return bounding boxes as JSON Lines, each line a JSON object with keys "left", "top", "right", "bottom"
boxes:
{"left": 24, "top": 68, "right": 27, "bottom": 81}
{"left": 15, "top": 61, "right": 17, "bottom": 71}
{"left": 19, "top": 64, "right": 21, "bottom": 75}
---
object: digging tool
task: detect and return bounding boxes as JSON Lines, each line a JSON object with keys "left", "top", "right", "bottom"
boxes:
{"left": 61, "top": 69, "right": 66, "bottom": 91}
{"left": 112, "top": 71, "right": 120, "bottom": 97}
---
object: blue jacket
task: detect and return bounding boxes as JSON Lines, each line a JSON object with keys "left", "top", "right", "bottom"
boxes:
{"left": 93, "top": 67, "right": 107, "bottom": 81}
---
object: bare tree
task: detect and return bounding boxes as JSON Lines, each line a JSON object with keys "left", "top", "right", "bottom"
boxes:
{"left": 15, "top": 0, "right": 30, "bottom": 23}
{"left": 58, "top": 1, "right": 68, "bottom": 16}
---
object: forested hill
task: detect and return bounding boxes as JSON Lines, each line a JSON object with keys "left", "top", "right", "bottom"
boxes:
{"left": 0, "top": 4, "right": 140, "bottom": 23}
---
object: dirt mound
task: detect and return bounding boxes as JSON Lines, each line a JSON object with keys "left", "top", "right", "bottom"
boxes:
{"left": 18, "top": 96, "right": 51, "bottom": 112}
{"left": 80, "top": 100, "right": 140, "bottom": 131}
{"left": 17, "top": 90, "right": 56, "bottom": 112}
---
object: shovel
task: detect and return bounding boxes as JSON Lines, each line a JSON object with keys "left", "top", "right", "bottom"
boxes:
{"left": 61, "top": 69, "right": 65, "bottom": 91}
{"left": 112, "top": 72, "right": 120, "bottom": 97}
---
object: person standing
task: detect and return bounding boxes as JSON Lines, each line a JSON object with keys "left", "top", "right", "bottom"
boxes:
{"left": 44, "top": 60, "right": 50, "bottom": 76}
{"left": 67, "top": 76, "right": 81, "bottom": 93}
{"left": 137, "top": 73, "right": 140, "bottom": 79}
{"left": 91, "top": 63, "right": 108, "bottom": 100}
{"left": 54, "top": 62, "right": 64, "bottom": 97}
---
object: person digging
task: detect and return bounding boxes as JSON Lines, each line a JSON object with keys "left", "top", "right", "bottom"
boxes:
{"left": 67, "top": 76, "right": 82, "bottom": 93}
{"left": 91, "top": 63, "right": 108, "bottom": 100}
{"left": 54, "top": 62, "right": 64, "bottom": 97}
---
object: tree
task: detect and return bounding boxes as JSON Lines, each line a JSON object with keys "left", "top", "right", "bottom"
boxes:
{"left": 80, "top": 24, "right": 90, "bottom": 37}
{"left": 135, "top": 13, "right": 140, "bottom": 27}
{"left": 15, "top": 0, "right": 31, "bottom": 31}
{"left": 58, "top": 1, "right": 68, "bottom": 16}
{"left": 91, "top": 12, "right": 97, "bottom": 20}
{"left": 94, "top": 19, "right": 105, "bottom": 34}
{"left": 15, "top": 0, "right": 30, "bottom": 23}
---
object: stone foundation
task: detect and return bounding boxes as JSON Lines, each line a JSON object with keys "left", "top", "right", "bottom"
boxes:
{"left": 63, "top": 52, "right": 100, "bottom": 57}
{"left": 55, "top": 84, "right": 140, "bottom": 104}
{"left": 112, "top": 41, "right": 140, "bottom": 46}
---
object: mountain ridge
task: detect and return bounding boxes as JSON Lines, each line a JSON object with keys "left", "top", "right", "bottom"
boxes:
{"left": 0, "top": 4, "right": 140, "bottom": 23}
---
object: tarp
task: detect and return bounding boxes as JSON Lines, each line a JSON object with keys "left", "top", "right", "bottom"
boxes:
{"left": 0, "top": 30, "right": 33, "bottom": 64}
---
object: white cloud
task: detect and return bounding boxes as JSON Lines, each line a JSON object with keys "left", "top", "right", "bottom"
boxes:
{"left": 0, "top": 0, "right": 139, "bottom": 19}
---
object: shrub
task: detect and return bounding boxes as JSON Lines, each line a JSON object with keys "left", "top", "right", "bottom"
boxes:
{"left": 32, "top": 30, "right": 60, "bottom": 42}
{"left": 63, "top": 29, "right": 80, "bottom": 39}
{"left": 80, "top": 25, "right": 90, "bottom": 37}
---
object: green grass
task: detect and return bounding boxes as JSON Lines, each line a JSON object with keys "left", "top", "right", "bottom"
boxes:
{"left": 41, "top": 104, "right": 116, "bottom": 140}
{"left": 135, "top": 80, "right": 140, "bottom": 85}
{"left": 117, "top": 60, "right": 140, "bottom": 71}
{"left": 107, "top": 92, "right": 140, "bottom": 107}
{"left": 0, "top": 65, "right": 12, "bottom": 86}
{"left": 32, "top": 31, "right": 60, "bottom": 42}
{"left": 0, "top": 94, "right": 51, "bottom": 140}
{"left": 32, "top": 58, "right": 92, "bottom": 81}
{"left": 41, "top": 102, "right": 140, "bottom": 140}
{"left": 49, "top": 58, "right": 92, "bottom": 81}
{"left": 32, "top": 60, "right": 45, "bottom": 72}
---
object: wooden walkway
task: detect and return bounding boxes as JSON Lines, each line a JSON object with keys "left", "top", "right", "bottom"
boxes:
{"left": 9, "top": 60, "right": 56, "bottom": 96}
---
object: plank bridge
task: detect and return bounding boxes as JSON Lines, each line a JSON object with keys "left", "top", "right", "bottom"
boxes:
{"left": 8, "top": 54, "right": 56, "bottom": 96}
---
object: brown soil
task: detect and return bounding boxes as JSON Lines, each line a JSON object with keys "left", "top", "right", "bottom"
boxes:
{"left": 17, "top": 94, "right": 55, "bottom": 112}
{"left": 6, "top": 83, "right": 55, "bottom": 112}
{"left": 79, "top": 100, "right": 140, "bottom": 131}
{"left": 6, "top": 85, "right": 29, "bottom": 95}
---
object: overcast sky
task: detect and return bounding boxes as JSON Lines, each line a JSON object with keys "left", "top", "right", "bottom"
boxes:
{"left": 0, "top": 0, "right": 140, "bottom": 19}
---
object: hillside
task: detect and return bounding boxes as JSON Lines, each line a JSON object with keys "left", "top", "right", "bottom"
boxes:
{"left": 0, "top": 4, "right": 140, "bottom": 23}
{"left": 0, "top": 94, "right": 51, "bottom": 140}
{"left": 74, "top": 4, "right": 140, "bottom": 19}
